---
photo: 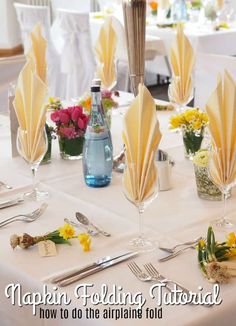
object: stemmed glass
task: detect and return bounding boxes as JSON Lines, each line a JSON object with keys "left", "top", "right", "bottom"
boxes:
{"left": 17, "top": 127, "right": 49, "bottom": 201}
{"left": 122, "top": 162, "right": 158, "bottom": 252}
{"left": 208, "top": 146, "right": 236, "bottom": 228}
{"left": 168, "top": 76, "right": 194, "bottom": 113}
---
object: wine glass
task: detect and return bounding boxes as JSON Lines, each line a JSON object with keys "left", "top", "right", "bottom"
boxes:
{"left": 122, "top": 162, "right": 158, "bottom": 252}
{"left": 17, "top": 127, "right": 49, "bottom": 201}
{"left": 168, "top": 76, "right": 194, "bottom": 113}
{"left": 208, "top": 146, "right": 236, "bottom": 228}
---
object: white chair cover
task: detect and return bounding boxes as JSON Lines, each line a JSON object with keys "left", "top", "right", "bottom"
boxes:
{"left": 195, "top": 52, "right": 236, "bottom": 109}
{"left": 52, "top": 10, "right": 96, "bottom": 100}
{"left": 14, "top": 3, "right": 63, "bottom": 97}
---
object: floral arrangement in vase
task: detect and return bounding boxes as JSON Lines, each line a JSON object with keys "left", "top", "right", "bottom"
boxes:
{"left": 79, "top": 90, "right": 119, "bottom": 128}
{"left": 192, "top": 149, "right": 222, "bottom": 200}
{"left": 51, "top": 106, "right": 89, "bottom": 160}
{"left": 148, "top": 1, "right": 158, "bottom": 16}
{"left": 169, "top": 108, "right": 209, "bottom": 158}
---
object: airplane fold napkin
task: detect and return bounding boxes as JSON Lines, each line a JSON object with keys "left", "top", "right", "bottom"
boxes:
{"left": 170, "top": 24, "right": 195, "bottom": 105}
{"left": 13, "top": 24, "right": 48, "bottom": 163}
{"left": 122, "top": 84, "right": 162, "bottom": 203}
{"left": 206, "top": 70, "right": 236, "bottom": 187}
{"left": 95, "top": 17, "right": 117, "bottom": 89}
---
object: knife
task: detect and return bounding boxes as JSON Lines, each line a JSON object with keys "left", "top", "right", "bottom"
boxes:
{"left": 50, "top": 251, "right": 138, "bottom": 284}
{"left": 58, "top": 251, "right": 138, "bottom": 287}
{"left": 0, "top": 197, "right": 24, "bottom": 209}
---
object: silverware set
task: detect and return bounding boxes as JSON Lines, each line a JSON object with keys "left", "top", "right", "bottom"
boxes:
{"left": 65, "top": 211, "right": 111, "bottom": 237}
{"left": 128, "top": 261, "right": 190, "bottom": 295}
{"left": 0, "top": 203, "right": 48, "bottom": 227}
{"left": 47, "top": 251, "right": 138, "bottom": 287}
{"left": 158, "top": 236, "right": 204, "bottom": 262}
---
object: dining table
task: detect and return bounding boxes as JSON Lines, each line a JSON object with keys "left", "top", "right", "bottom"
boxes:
{"left": 0, "top": 91, "right": 236, "bottom": 326}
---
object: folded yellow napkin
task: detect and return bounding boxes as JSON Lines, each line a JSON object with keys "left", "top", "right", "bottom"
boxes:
{"left": 27, "top": 24, "right": 47, "bottom": 84}
{"left": 216, "top": 0, "right": 224, "bottom": 11}
{"left": 95, "top": 17, "right": 117, "bottom": 89}
{"left": 206, "top": 70, "right": 236, "bottom": 187}
{"left": 170, "top": 23, "right": 195, "bottom": 105}
{"left": 13, "top": 58, "right": 47, "bottom": 163}
{"left": 122, "top": 84, "right": 162, "bottom": 203}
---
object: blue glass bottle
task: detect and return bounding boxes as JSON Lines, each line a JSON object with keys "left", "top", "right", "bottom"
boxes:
{"left": 82, "top": 86, "right": 113, "bottom": 187}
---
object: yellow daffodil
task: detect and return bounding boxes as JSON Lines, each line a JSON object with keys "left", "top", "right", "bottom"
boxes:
{"left": 59, "top": 223, "right": 75, "bottom": 240}
{"left": 226, "top": 232, "right": 236, "bottom": 247}
{"left": 198, "top": 239, "right": 206, "bottom": 249}
{"left": 78, "top": 233, "right": 91, "bottom": 252}
{"left": 169, "top": 108, "right": 208, "bottom": 132}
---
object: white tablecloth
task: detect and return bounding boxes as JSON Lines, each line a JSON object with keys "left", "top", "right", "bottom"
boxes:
{"left": 146, "top": 22, "right": 236, "bottom": 55}
{"left": 0, "top": 92, "right": 236, "bottom": 326}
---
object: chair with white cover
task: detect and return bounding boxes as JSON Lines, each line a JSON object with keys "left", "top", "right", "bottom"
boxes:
{"left": 14, "top": 2, "right": 63, "bottom": 97}
{"left": 51, "top": 9, "right": 96, "bottom": 100}
{"left": 195, "top": 52, "right": 236, "bottom": 109}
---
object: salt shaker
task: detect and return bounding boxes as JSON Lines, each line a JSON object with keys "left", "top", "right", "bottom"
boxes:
{"left": 156, "top": 150, "right": 174, "bottom": 191}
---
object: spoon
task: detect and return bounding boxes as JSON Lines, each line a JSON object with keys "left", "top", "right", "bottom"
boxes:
{"left": 75, "top": 212, "right": 111, "bottom": 237}
{"left": 64, "top": 218, "right": 98, "bottom": 237}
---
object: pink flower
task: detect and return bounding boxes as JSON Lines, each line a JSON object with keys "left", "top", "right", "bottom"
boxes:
{"left": 71, "top": 106, "right": 83, "bottom": 122}
{"left": 102, "top": 90, "right": 112, "bottom": 99}
{"left": 58, "top": 111, "right": 70, "bottom": 124}
{"left": 51, "top": 111, "right": 60, "bottom": 123}
{"left": 77, "top": 117, "right": 85, "bottom": 129}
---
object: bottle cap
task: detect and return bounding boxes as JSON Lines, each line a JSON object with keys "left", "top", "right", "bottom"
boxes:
{"left": 91, "top": 86, "right": 100, "bottom": 92}
{"left": 92, "top": 78, "right": 102, "bottom": 86}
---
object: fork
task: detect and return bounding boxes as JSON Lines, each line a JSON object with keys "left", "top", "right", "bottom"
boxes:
{"left": 127, "top": 261, "right": 172, "bottom": 292}
{"left": 0, "top": 181, "right": 13, "bottom": 190}
{"left": 144, "top": 263, "right": 190, "bottom": 295}
{"left": 159, "top": 236, "right": 203, "bottom": 253}
{"left": 0, "top": 203, "right": 48, "bottom": 227}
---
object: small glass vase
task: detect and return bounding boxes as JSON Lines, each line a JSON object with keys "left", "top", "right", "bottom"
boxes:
{"left": 182, "top": 130, "right": 204, "bottom": 159}
{"left": 59, "top": 136, "right": 84, "bottom": 160}
{"left": 194, "top": 165, "right": 222, "bottom": 200}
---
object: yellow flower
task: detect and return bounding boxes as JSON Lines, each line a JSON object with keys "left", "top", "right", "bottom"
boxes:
{"left": 78, "top": 233, "right": 91, "bottom": 252}
{"left": 198, "top": 239, "right": 206, "bottom": 249}
{"left": 184, "top": 109, "right": 197, "bottom": 122}
{"left": 226, "top": 232, "right": 236, "bottom": 247}
{"left": 169, "top": 115, "right": 182, "bottom": 129}
{"left": 59, "top": 223, "right": 75, "bottom": 240}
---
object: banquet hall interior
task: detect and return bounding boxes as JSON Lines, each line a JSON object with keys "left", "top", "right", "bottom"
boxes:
{"left": 1, "top": 1, "right": 236, "bottom": 326}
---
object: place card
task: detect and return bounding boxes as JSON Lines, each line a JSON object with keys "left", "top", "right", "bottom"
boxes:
{"left": 38, "top": 240, "right": 57, "bottom": 257}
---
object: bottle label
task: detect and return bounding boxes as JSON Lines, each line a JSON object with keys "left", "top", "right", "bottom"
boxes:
{"left": 87, "top": 125, "right": 105, "bottom": 134}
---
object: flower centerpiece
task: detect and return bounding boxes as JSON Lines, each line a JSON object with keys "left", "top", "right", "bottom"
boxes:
{"left": 197, "top": 227, "right": 236, "bottom": 283}
{"left": 79, "top": 90, "right": 119, "bottom": 128}
{"left": 148, "top": 1, "right": 158, "bottom": 16}
{"left": 169, "top": 108, "right": 209, "bottom": 158}
{"left": 51, "top": 106, "right": 89, "bottom": 160}
{"left": 192, "top": 149, "right": 222, "bottom": 200}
